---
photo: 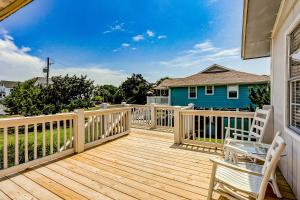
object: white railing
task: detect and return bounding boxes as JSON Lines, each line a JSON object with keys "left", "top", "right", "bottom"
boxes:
{"left": 177, "top": 110, "right": 254, "bottom": 148}
{"left": 83, "top": 107, "right": 131, "bottom": 149}
{"left": 147, "top": 96, "right": 169, "bottom": 105}
{"left": 0, "top": 113, "right": 76, "bottom": 177}
{"left": 131, "top": 104, "right": 194, "bottom": 130}
{"left": 0, "top": 107, "right": 132, "bottom": 178}
{"left": 131, "top": 105, "right": 152, "bottom": 127}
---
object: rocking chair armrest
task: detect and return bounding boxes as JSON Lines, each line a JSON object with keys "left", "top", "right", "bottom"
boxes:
{"left": 209, "top": 158, "right": 262, "bottom": 176}
{"left": 225, "top": 127, "right": 250, "bottom": 134}
{"left": 231, "top": 133, "right": 258, "bottom": 139}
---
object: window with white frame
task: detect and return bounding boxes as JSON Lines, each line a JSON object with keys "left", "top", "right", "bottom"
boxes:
{"left": 227, "top": 85, "right": 238, "bottom": 99}
{"left": 205, "top": 85, "right": 214, "bottom": 95}
{"left": 188, "top": 86, "right": 197, "bottom": 99}
{"left": 288, "top": 24, "right": 300, "bottom": 133}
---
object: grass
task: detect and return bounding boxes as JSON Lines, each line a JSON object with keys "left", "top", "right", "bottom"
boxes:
{"left": 0, "top": 125, "right": 72, "bottom": 169}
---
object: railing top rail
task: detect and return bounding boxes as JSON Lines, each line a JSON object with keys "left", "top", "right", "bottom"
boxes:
{"left": 0, "top": 112, "right": 76, "bottom": 127}
{"left": 131, "top": 104, "right": 151, "bottom": 108}
{"left": 180, "top": 109, "right": 254, "bottom": 117}
{"left": 154, "top": 105, "right": 175, "bottom": 109}
{"left": 84, "top": 107, "right": 131, "bottom": 117}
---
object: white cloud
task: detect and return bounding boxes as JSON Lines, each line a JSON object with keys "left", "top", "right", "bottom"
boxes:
{"left": 158, "top": 35, "right": 167, "bottom": 39}
{"left": 0, "top": 34, "right": 128, "bottom": 86}
{"left": 132, "top": 34, "right": 144, "bottom": 42}
{"left": 52, "top": 67, "right": 128, "bottom": 86}
{"left": 121, "top": 43, "right": 130, "bottom": 47}
{"left": 160, "top": 40, "right": 240, "bottom": 69}
{"left": 193, "top": 40, "right": 218, "bottom": 52}
{"left": 103, "top": 21, "right": 125, "bottom": 34}
{"left": 146, "top": 30, "right": 155, "bottom": 37}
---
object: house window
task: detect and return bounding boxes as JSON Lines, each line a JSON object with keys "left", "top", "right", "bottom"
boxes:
{"left": 227, "top": 85, "right": 239, "bottom": 99}
{"left": 188, "top": 86, "right": 197, "bottom": 99}
{"left": 205, "top": 85, "right": 214, "bottom": 95}
{"left": 288, "top": 24, "right": 300, "bottom": 133}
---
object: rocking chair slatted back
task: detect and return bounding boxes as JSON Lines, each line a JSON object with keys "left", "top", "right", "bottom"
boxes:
{"left": 248, "top": 108, "right": 271, "bottom": 142}
{"left": 258, "top": 131, "right": 286, "bottom": 200}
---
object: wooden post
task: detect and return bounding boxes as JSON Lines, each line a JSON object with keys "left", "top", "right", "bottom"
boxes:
{"left": 263, "top": 105, "right": 274, "bottom": 144}
{"left": 74, "top": 109, "right": 85, "bottom": 153}
{"left": 174, "top": 106, "right": 182, "bottom": 144}
{"left": 150, "top": 103, "right": 156, "bottom": 129}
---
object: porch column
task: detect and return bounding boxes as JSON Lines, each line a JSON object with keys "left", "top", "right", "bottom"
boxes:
{"left": 150, "top": 103, "right": 156, "bottom": 129}
{"left": 74, "top": 109, "right": 85, "bottom": 153}
{"left": 174, "top": 106, "right": 182, "bottom": 144}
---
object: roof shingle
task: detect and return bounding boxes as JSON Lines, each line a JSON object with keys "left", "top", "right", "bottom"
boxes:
{"left": 155, "top": 64, "right": 269, "bottom": 89}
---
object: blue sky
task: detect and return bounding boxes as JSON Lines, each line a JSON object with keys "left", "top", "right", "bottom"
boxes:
{"left": 0, "top": 0, "right": 270, "bottom": 85}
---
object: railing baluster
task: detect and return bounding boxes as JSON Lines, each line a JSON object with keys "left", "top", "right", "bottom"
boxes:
{"left": 198, "top": 115, "right": 200, "bottom": 140}
{"left": 204, "top": 116, "right": 206, "bottom": 142}
{"left": 193, "top": 114, "right": 195, "bottom": 141}
{"left": 42, "top": 123, "right": 46, "bottom": 157}
{"left": 215, "top": 117, "right": 218, "bottom": 144}
{"left": 3, "top": 127, "right": 8, "bottom": 169}
{"left": 50, "top": 121, "right": 53, "bottom": 154}
{"left": 241, "top": 117, "right": 244, "bottom": 140}
{"left": 24, "top": 124, "right": 28, "bottom": 163}
{"left": 34, "top": 123, "right": 38, "bottom": 159}
{"left": 57, "top": 121, "right": 60, "bottom": 152}
{"left": 221, "top": 117, "right": 224, "bottom": 143}
{"left": 92, "top": 116, "right": 95, "bottom": 141}
{"left": 87, "top": 117, "right": 91, "bottom": 142}
{"left": 64, "top": 119, "right": 67, "bottom": 150}
{"left": 69, "top": 119, "right": 73, "bottom": 148}
{"left": 209, "top": 116, "right": 212, "bottom": 143}
{"left": 14, "top": 126, "right": 19, "bottom": 165}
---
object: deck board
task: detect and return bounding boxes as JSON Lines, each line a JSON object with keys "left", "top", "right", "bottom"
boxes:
{"left": 0, "top": 129, "right": 296, "bottom": 200}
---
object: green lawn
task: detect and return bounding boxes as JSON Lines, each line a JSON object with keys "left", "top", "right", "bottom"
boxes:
{"left": 0, "top": 126, "right": 72, "bottom": 168}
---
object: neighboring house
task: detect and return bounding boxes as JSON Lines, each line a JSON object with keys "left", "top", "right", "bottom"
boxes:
{"left": 242, "top": 0, "right": 300, "bottom": 198}
{"left": 154, "top": 64, "right": 269, "bottom": 110}
{"left": 34, "top": 77, "right": 53, "bottom": 86}
{"left": 0, "top": 80, "right": 19, "bottom": 100}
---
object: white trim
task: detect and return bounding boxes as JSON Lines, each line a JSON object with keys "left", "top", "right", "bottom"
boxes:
{"left": 284, "top": 16, "right": 300, "bottom": 135}
{"left": 205, "top": 85, "right": 214, "bottom": 95}
{"left": 188, "top": 86, "right": 197, "bottom": 99}
{"left": 227, "top": 85, "right": 239, "bottom": 99}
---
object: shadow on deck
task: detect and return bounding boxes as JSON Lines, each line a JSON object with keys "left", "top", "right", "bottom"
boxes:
{"left": 0, "top": 128, "right": 296, "bottom": 200}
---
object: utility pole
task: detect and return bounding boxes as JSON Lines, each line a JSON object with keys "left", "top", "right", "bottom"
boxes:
{"left": 43, "top": 57, "right": 53, "bottom": 86}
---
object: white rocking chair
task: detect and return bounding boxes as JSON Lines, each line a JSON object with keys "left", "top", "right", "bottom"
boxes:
{"left": 207, "top": 132, "right": 286, "bottom": 200}
{"left": 223, "top": 108, "right": 271, "bottom": 161}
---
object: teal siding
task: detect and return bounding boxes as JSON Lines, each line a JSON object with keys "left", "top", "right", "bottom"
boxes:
{"left": 170, "top": 85, "right": 256, "bottom": 109}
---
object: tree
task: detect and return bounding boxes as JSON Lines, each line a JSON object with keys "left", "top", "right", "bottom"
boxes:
{"left": 3, "top": 78, "right": 44, "bottom": 116}
{"left": 248, "top": 84, "right": 270, "bottom": 109}
{"left": 3, "top": 75, "right": 95, "bottom": 116}
{"left": 156, "top": 77, "right": 170, "bottom": 86}
{"left": 94, "top": 85, "right": 118, "bottom": 103}
{"left": 120, "top": 74, "right": 151, "bottom": 104}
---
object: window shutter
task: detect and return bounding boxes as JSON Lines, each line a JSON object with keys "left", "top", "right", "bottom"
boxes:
{"left": 290, "top": 24, "right": 300, "bottom": 78}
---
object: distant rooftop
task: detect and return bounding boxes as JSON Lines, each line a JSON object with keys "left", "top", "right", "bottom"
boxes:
{"left": 0, "top": 80, "right": 20, "bottom": 88}
{"left": 155, "top": 64, "right": 269, "bottom": 89}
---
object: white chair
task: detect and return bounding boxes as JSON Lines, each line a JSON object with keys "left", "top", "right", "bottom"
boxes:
{"left": 223, "top": 108, "right": 271, "bottom": 161}
{"left": 207, "top": 132, "right": 286, "bottom": 200}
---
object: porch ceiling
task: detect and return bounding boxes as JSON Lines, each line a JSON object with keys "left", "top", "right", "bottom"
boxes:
{"left": 0, "top": 0, "right": 32, "bottom": 21}
{"left": 241, "top": 0, "right": 282, "bottom": 60}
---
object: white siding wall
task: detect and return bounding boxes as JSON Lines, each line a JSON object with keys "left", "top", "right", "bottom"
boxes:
{"left": 272, "top": 1, "right": 300, "bottom": 198}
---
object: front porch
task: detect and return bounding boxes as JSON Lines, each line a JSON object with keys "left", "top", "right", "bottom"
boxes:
{"left": 0, "top": 129, "right": 295, "bottom": 200}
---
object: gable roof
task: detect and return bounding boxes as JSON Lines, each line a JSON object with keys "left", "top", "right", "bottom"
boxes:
{"left": 155, "top": 64, "right": 269, "bottom": 89}
{"left": 0, "top": 80, "right": 20, "bottom": 88}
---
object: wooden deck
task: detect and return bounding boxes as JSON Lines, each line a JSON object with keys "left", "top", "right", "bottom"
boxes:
{"left": 0, "top": 129, "right": 296, "bottom": 200}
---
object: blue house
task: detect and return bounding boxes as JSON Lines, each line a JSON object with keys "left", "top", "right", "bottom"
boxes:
{"left": 153, "top": 64, "right": 269, "bottom": 110}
